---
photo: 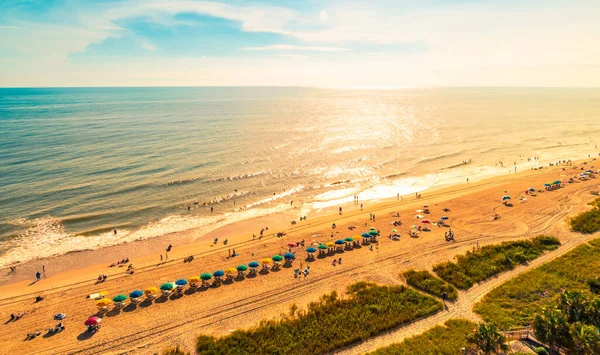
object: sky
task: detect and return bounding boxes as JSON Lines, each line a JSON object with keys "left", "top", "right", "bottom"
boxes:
{"left": 1, "top": 0, "right": 599, "bottom": 87}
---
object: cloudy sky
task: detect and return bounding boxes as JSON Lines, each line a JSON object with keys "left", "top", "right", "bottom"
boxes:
{"left": 1, "top": 0, "right": 599, "bottom": 87}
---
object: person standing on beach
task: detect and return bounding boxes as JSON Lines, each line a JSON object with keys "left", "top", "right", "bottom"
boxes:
{"left": 397, "top": 193, "right": 399, "bottom": 200}
{"left": 160, "top": 254, "right": 163, "bottom": 262}
{"left": 360, "top": 203, "right": 363, "bottom": 211}
{"left": 35, "top": 271, "right": 41, "bottom": 281}
{"left": 339, "top": 207, "right": 342, "bottom": 215}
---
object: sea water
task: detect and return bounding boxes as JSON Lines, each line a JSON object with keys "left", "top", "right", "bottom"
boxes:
{"left": 1, "top": 87, "right": 599, "bottom": 266}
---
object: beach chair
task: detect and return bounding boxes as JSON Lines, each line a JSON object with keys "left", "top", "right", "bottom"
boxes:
{"left": 161, "top": 290, "right": 171, "bottom": 297}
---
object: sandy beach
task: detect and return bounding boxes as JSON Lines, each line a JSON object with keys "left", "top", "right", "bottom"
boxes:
{"left": 1, "top": 159, "right": 599, "bottom": 355}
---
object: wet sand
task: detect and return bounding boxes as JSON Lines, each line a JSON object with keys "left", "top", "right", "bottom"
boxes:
{"left": 0, "top": 159, "right": 598, "bottom": 355}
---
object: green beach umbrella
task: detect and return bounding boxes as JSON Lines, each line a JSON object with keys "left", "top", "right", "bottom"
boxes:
{"left": 344, "top": 237, "right": 354, "bottom": 242}
{"left": 236, "top": 264, "right": 248, "bottom": 271}
{"left": 112, "top": 294, "right": 128, "bottom": 303}
{"left": 369, "top": 230, "right": 379, "bottom": 235}
{"left": 318, "top": 244, "right": 328, "bottom": 250}
{"left": 160, "top": 283, "right": 174, "bottom": 291}
{"left": 272, "top": 255, "right": 283, "bottom": 262}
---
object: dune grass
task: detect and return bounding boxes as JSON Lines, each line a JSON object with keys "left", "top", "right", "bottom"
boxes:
{"left": 432, "top": 236, "right": 560, "bottom": 289}
{"left": 403, "top": 269, "right": 458, "bottom": 301}
{"left": 570, "top": 198, "right": 600, "bottom": 234}
{"left": 473, "top": 238, "right": 600, "bottom": 329}
{"left": 196, "top": 282, "right": 442, "bottom": 355}
{"left": 163, "top": 346, "right": 190, "bottom": 355}
{"left": 369, "top": 319, "right": 475, "bottom": 355}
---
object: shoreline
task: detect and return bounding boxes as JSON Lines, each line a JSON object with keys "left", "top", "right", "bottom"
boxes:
{"left": 0, "top": 157, "right": 598, "bottom": 355}
{"left": 1, "top": 155, "right": 595, "bottom": 292}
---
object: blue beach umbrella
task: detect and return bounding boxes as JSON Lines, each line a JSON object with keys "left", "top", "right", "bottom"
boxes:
{"left": 361, "top": 233, "right": 371, "bottom": 238}
{"left": 129, "top": 290, "right": 143, "bottom": 299}
{"left": 335, "top": 239, "right": 345, "bottom": 245}
{"left": 544, "top": 183, "right": 551, "bottom": 187}
{"left": 248, "top": 261, "right": 259, "bottom": 268}
{"left": 284, "top": 252, "right": 295, "bottom": 260}
{"left": 213, "top": 270, "right": 225, "bottom": 278}
{"left": 175, "top": 279, "right": 188, "bottom": 286}
{"left": 306, "top": 247, "right": 317, "bottom": 253}
{"left": 441, "top": 216, "right": 449, "bottom": 220}
{"left": 528, "top": 188, "right": 535, "bottom": 192}
{"left": 502, "top": 195, "right": 511, "bottom": 201}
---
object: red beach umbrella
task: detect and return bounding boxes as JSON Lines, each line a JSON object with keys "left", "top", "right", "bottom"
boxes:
{"left": 84, "top": 316, "right": 101, "bottom": 326}
{"left": 421, "top": 220, "right": 431, "bottom": 224}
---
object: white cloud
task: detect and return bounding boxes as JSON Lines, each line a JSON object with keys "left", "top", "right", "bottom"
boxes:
{"left": 320, "top": 11, "right": 328, "bottom": 21}
{"left": 243, "top": 44, "right": 347, "bottom": 52}
{"left": 0, "top": 25, "right": 22, "bottom": 29}
{"left": 277, "top": 53, "right": 309, "bottom": 59}
{"left": 142, "top": 42, "right": 157, "bottom": 51}
{"left": 96, "top": 25, "right": 124, "bottom": 30}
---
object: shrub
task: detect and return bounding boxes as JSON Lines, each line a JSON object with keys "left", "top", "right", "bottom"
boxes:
{"left": 403, "top": 270, "right": 458, "bottom": 301}
{"left": 369, "top": 319, "right": 475, "bottom": 354}
{"left": 433, "top": 236, "right": 560, "bottom": 289}
{"left": 570, "top": 198, "right": 600, "bottom": 234}
{"left": 535, "top": 347, "right": 549, "bottom": 355}
{"left": 474, "top": 238, "right": 600, "bottom": 328}
{"left": 588, "top": 278, "right": 600, "bottom": 294}
{"left": 196, "top": 282, "right": 442, "bottom": 355}
{"left": 163, "top": 346, "right": 191, "bottom": 355}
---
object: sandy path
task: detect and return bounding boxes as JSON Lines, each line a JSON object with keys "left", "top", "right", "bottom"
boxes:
{"left": 0, "top": 163, "right": 598, "bottom": 355}
{"left": 334, "top": 230, "right": 599, "bottom": 355}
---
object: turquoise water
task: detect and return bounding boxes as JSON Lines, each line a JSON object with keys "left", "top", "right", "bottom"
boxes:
{"left": 1, "top": 87, "right": 599, "bottom": 266}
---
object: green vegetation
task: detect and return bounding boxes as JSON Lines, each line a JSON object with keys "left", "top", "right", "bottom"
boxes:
{"left": 433, "top": 236, "right": 560, "bottom": 289}
{"left": 163, "top": 346, "right": 191, "bottom": 355}
{"left": 466, "top": 322, "right": 509, "bottom": 354}
{"left": 369, "top": 319, "right": 475, "bottom": 355}
{"left": 196, "top": 282, "right": 442, "bottom": 355}
{"left": 474, "top": 238, "right": 600, "bottom": 328}
{"left": 570, "top": 198, "right": 600, "bottom": 234}
{"left": 403, "top": 269, "right": 458, "bottom": 301}
{"left": 532, "top": 290, "right": 600, "bottom": 354}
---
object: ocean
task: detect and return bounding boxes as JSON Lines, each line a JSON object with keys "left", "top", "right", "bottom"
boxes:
{"left": 1, "top": 87, "right": 599, "bottom": 267}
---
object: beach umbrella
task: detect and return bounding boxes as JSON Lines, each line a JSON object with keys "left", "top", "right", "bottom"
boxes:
{"left": 318, "top": 244, "right": 328, "bottom": 250}
{"left": 502, "top": 195, "right": 511, "bottom": 201}
{"left": 344, "top": 237, "right": 354, "bottom": 242}
{"left": 261, "top": 258, "right": 272, "bottom": 264}
{"left": 188, "top": 276, "right": 200, "bottom": 284}
{"left": 129, "top": 290, "right": 143, "bottom": 299}
{"left": 440, "top": 216, "right": 449, "bottom": 220}
{"left": 544, "top": 183, "right": 551, "bottom": 187}
{"left": 248, "top": 261, "right": 259, "bottom": 268}
{"left": 326, "top": 241, "right": 335, "bottom": 247}
{"left": 421, "top": 220, "right": 430, "bottom": 224}
{"left": 144, "top": 287, "right": 158, "bottom": 295}
{"left": 415, "top": 214, "right": 424, "bottom": 218}
{"left": 553, "top": 180, "right": 561, "bottom": 184}
{"left": 306, "top": 247, "right": 317, "bottom": 253}
{"left": 284, "top": 252, "right": 295, "bottom": 260}
{"left": 412, "top": 225, "right": 418, "bottom": 229}
{"left": 213, "top": 270, "right": 225, "bottom": 278}
{"left": 236, "top": 264, "right": 248, "bottom": 271}
{"left": 528, "top": 188, "right": 535, "bottom": 192}
{"left": 96, "top": 298, "right": 113, "bottom": 307}
{"left": 361, "top": 233, "right": 371, "bottom": 238}
{"left": 369, "top": 230, "right": 379, "bottom": 235}
{"left": 84, "top": 317, "right": 101, "bottom": 326}
{"left": 369, "top": 227, "right": 377, "bottom": 231}
{"left": 112, "top": 294, "right": 128, "bottom": 303}
{"left": 335, "top": 239, "right": 345, "bottom": 245}
{"left": 586, "top": 169, "right": 593, "bottom": 173}
{"left": 415, "top": 209, "right": 423, "bottom": 213}
{"left": 287, "top": 242, "right": 297, "bottom": 247}
{"left": 353, "top": 235, "right": 362, "bottom": 241}
{"left": 391, "top": 229, "right": 398, "bottom": 233}
{"left": 272, "top": 255, "right": 283, "bottom": 262}
{"left": 423, "top": 205, "right": 429, "bottom": 208}
{"left": 160, "top": 282, "right": 174, "bottom": 291}
{"left": 175, "top": 279, "right": 188, "bottom": 286}
{"left": 200, "top": 273, "right": 213, "bottom": 281}
{"left": 225, "top": 268, "right": 237, "bottom": 275}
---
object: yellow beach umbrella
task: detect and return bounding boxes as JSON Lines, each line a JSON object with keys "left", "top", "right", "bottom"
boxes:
{"left": 188, "top": 276, "right": 201, "bottom": 284}
{"left": 96, "top": 298, "right": 113, "bottom": 307}
{"left": 144, "top": 287, "right": 159, "bottom": 296}
{"left": 261, "top": 258, "right": 272, "bottom": 264}
{"left": 352, "top": 235, "right": 361, "bottom": 241}
{"left": 225, "top": 268, "right": 237, "bottom": 275}
{"left": 326, "top": 242, "right": 335, "bottom": 247}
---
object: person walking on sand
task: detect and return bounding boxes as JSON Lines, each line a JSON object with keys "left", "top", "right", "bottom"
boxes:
{"left": 160, "top": 254, "right": 163, "bottom": 262}
{"left": 360, "top": 203, "right": 363, "bottom": 211}
{"left": 339, "top": 207, "right": 342, "bottom": 215}
{"left": 35, "top": 271, "right": 41, "bottom": 281}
